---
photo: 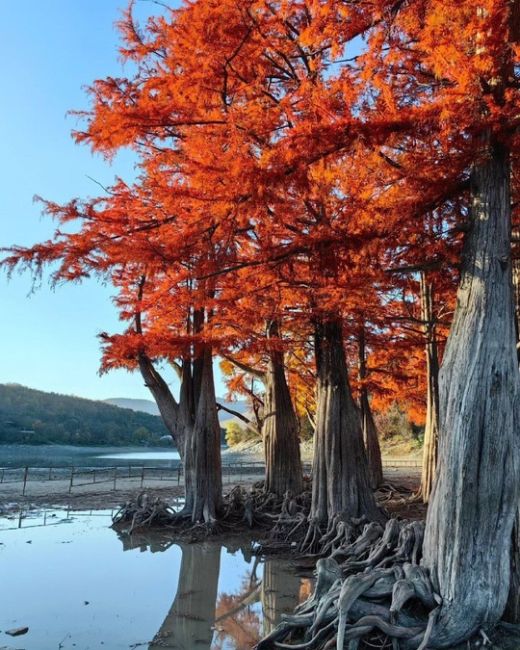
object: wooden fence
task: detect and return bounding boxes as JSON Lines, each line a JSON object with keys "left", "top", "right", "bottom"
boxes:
{"left": 0, "top": 458, "right": 419, "bottom": 496}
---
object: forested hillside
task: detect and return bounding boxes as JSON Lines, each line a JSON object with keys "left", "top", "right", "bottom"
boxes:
{"left": 0, "top": 384, "right": 169, "bottom": 446}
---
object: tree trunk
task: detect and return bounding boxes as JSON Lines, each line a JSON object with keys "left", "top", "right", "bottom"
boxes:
{"left": 310, "top": 317, "right": 381, "bottom": 524}
{"left": 149, "top": 543, "right": 221, "bottom": 650}
{"left": 138, "top": 353, "right": 181, "bottom": 450}
{"left": 506, "top": 230, "right": 520, "bottom": 622}
{"left": 137, "top": 353, "right": 198, "bottom": 514}
{"left": 262, "top": 320, "right": 303, "bottom": 496}
{"left": 188, "top": 347, "right": 223, "bottom": 523}
{"left": 423, "top": 138, "right": 520, "bottom": 646}
{"left": 359, "top": 394, "right": 383, "bottom": 490}
{"left": 506, "top": 519, "right": 520, "bottom": 622}
{"left": 358, "top": 327, "right": 383, "bottom": 489}
{"left": 419, "top": 273, "right": 440, "bottom": 503}
{"left": 178, "top": 359, "right": 196, "bottom": 515}
{"left": 513, "top": 240, "right": 520, "bottom": 357}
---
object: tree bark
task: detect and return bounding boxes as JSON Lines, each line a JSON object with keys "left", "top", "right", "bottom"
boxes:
{"left": 310, "top": 317, "right": 381, "bottom": 525}
{"left": 135, "top": 281, "right": 182, "bottom": 453}
{"left": 357, "top": 327, "right": 383, "bottom": 489}
{"left": 262, "top": 320, "right": 303, "bottom": 496}
{"left": 506, "top": 229, "right": 520, "bottom": 622}
{"left": 419, "top": 272, "right": 440, "bottom": 503}
{"left": 506, "top": 519, "right": 520, "bottom": 623}
{"left": 188, "top": 346, "right": 223, "bottom": 523}
{"left": 513, "top": 238, "right": 520, "bottom": 357}
{"left": 138, "top": 353, "right": 181, "bottom": 448}
{"left": 423, "top": 138, "right": 520, "bottom": 646}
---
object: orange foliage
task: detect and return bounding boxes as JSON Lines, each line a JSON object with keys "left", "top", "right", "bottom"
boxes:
{"left": 3, "top": 0, "right": 518, "bottom": 428}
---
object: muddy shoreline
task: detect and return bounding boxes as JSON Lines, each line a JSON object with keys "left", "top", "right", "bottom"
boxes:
{"left": 0, "top": 467, "right": 424, "bottom": 520}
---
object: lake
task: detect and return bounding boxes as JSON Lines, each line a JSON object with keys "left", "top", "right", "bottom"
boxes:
{"left": 0, "top": 444, "right": 182, "bottom": 469}
{"left": 0, "top": 508, "right": 310, "bottom": 649}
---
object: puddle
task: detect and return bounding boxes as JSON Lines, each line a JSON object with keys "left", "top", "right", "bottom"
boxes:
{"left": 0, "top": 509, "right": 311, "bottom": 649}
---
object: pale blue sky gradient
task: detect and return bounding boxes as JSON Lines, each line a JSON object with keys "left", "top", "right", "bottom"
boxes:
{"left": 0, "top": 1, "right": 228, "bottom": 401}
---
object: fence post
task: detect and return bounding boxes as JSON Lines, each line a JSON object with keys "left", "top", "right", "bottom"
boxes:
{"left": 113, "top": 467, "right": 117, "bottom": 491}
{"left": 48, "top": 466, "right": 52, "bottom": 481}
{"left": 1, "top": 468, "right": 4, "bottom": 484}
{"left": 140, "top": 466, "right": 145, "bottom": 488}
{"left": 22, "top": 466, "right": 29, "bottom": 496}
{"left": 69, "top": 467, "right": 74, "bottom": 494}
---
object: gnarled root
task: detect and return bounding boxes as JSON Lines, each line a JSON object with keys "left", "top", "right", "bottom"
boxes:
{"left": 113, "top": 483, "right": 313, "bottom": 540}
{"left": 256, "top": 518, "right": 447, "bottom": 650}
{"left": 112, "top": 492, "right": 178, "bottom": 533}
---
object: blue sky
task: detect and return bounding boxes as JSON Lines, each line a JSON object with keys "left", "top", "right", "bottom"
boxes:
{"left": 0, "top": 1, "right": 228, "bottom": 401}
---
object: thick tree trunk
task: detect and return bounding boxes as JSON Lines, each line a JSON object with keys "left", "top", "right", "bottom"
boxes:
{"left": 359, "top": 394, "right": 383, "bottom": 490}
{"left": 506, "top": 232, "right": 520, "bottom": 622}
{"left": 138, "top": 346, "right": 222, "bottom": 522}
{"left": 310, "top": 317, "right": 381, "bottom": 525}
{"left": 423, "top": 139, "right": 520, "bottom": 646}
{"left": 419, "top": 273, "right": 440, "bottom": 503}
{"left": 262, "top": 321, "right": 303, "bottom": 496}
{"left": 149, "top": 543, "right": 221, "bottom": 650}
{"left": 506, "top": 519, "right": 520, "bottom": 622}
{"left": 137, "top": 353, "right": 198, "bottom": 514}
{"left": 358, "top": 327, "right": 383, "bottom": 489}
{"left": 178, "top": 360, "right": 196, "bottom": 515}
{"left": 188, "top": 347, "right": 223, "bottom": 523}
{"left": 513, "top": 245, "right": 520, "bottom": 355}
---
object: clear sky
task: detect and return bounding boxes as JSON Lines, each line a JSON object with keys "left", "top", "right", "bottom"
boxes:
{"left": 0, "top": 1, "right": 227, "bottom": 401}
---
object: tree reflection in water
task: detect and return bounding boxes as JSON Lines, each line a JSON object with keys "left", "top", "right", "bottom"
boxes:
{"left": 150, "top": 543, "right": 221, "bottom": 650}
{"left": 114, "top": 529, "right": 311, "bottom": 649}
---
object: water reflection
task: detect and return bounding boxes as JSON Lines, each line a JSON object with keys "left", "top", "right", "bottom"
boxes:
{"left": 115, "top": 527, "right": 178, "bottom": 553}
{"left": 0, "top": 509, "right": 311, "bottom": 649}
{"left": 116, "top": 530, "right": 311, "bottom": 650}
{"left": 150, "top": 543, "right": 221, "bottom": 649}
{"left": 261, "top": 561, "right": 302, "bottom": 635}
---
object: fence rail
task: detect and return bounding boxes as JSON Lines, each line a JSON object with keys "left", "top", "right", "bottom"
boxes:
{"left": 382, "top": 458, "right": 421, "bottom": 468}
{"left": 0, "top": 458, "right": 419, "bottom": 496}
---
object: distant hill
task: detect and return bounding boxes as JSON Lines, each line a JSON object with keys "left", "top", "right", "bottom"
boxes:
{"left": 104, "top": 397, "right": 160, "bottom": 415}
{"left": 0, "top": 384, "right": 170, "bottom": 447}
{"left": 105, "top": 396, "right": 249, "bottom": 425}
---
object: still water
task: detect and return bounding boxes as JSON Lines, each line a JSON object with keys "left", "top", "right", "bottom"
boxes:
{"left": 98, "top": 451, "right": 181, "bottom": 461}
{"left": 0, "top": 509, "right": 310, "bottom": 649}
{"left": 0, "top": 444, "right": 181, "bottom": 469}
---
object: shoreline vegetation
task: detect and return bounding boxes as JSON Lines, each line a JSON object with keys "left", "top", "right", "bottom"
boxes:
{"left": 0, "top": 383, "right": 169, "bottom": 447}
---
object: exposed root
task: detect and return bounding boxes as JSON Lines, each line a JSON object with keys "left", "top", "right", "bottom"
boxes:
{"left": 111, "top": 483, "right": 312, "bottom": 540}
{"left": 112, "top": 492, "right": 179, "bottom": 533}
{"left": 255, "top": 518, "right": 445, "bottom": 650}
